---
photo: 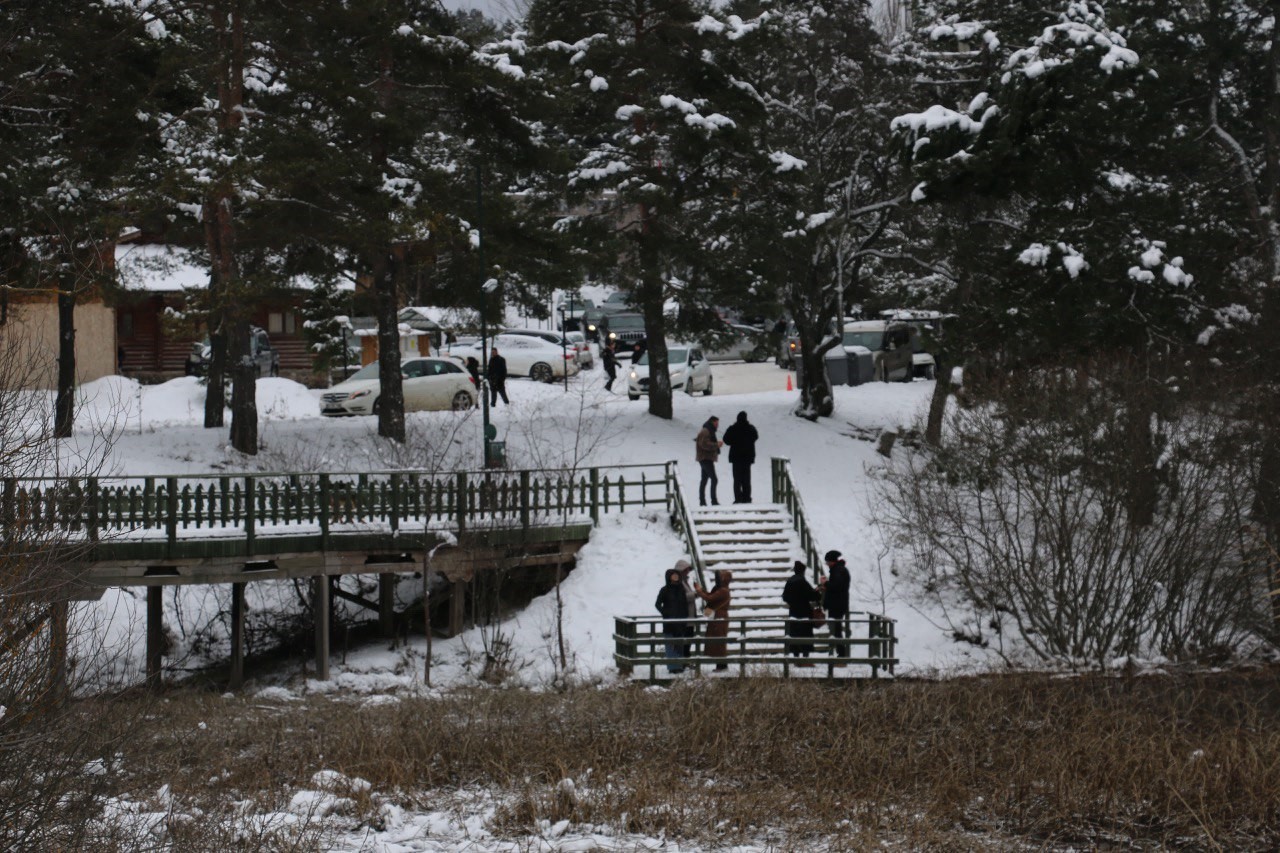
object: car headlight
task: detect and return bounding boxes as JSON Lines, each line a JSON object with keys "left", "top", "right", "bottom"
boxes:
{"left": 349, "top": 389, "right": 372, "bottom": 400}
{"left": 629, "top": 370, "right": 637, "bottom": 380}
{"left": 587, "top": 324, "right": 596, "bottom": 332}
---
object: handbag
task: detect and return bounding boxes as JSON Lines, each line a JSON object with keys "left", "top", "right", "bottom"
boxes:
{"left": 703, "top": 605, "right": 715, "bottom": 618}
{"left": 810, "top": 606, "right": 826, "bottom": 628}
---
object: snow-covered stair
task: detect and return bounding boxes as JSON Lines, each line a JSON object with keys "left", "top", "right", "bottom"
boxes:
{"left": 692, "top": 504, "right": 801, "bottom": 651}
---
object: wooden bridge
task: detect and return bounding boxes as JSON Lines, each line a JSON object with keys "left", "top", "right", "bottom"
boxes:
{"left": 7, "top": 463, "right": 672, "bottom": 687}
{"left": 9, "top": 457, "right": 899, "bottom": 689}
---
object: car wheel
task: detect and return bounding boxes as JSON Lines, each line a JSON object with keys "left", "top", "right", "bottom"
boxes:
{"left": 451, "top": 390, "right": 473, "bottom": 410}
{"left": 900, "top": 363, "right": 913, "bottom": 382}
{"left": 924, "top": 364, "right": 937, "bottom": 381}
{"left": 703, "top": 376, "right": 713, "bottom": 397}
{"left": 628, "top": 393, "right": 640, "bottom": 401}
{"left": 371, "top": 396, "right": 382, "bottom": 417}
{"left": 530, "top": 362, "right": 553, "bottom": 383}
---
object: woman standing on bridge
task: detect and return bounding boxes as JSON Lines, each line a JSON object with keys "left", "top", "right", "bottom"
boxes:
{"left": 695, "top": 570, "right": 732, "bottom": 671}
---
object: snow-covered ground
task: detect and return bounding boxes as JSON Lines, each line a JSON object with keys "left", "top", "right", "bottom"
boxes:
{"left": 55, "top": 362, "right": 996, "bottom": 695}
{"left": 42, "top": 364, "right": 1016, "bottom": 850}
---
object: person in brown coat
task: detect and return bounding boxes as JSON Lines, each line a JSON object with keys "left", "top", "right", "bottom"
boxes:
{"left": 694, "top": 416, "right": 723, "bottom": 506}
{"left": 695, "top": 569, "right": 732, "bottom": 670}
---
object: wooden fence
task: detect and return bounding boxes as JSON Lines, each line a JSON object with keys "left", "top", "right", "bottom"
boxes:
{"left": 614, "top": 613, "right": 898, "bottom": 680}
{"left": 2, "top": 463, "right": 672, "bottom": 559}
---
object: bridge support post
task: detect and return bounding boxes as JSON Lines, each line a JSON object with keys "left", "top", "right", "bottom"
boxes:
{"left": 448, "top": 579, "right": 466, "bottom": 637}
{"left": 378, "top": 573, "right": 395, "bottom": 638}
{"left": 229, "top": 582, "right": 245, "bottom": 689}
{"left": 313, "top": 575, "right": 330, "bottom": 681}
{"left": 49, "top": 600, "right": 68, "bottom": 698}
{"left": 146, "top": 586, "right": 163, "bottom": 689}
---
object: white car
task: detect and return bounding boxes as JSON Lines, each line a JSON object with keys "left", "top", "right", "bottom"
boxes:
{"left": 450, "top": 334, "right": 580, "bottom": 383}
{"left": 565, "top": 331, "right": 594, "bottom": 368}
{"left": 320, "top": 357, "right": 476, "bottom": 417}
{"left": 627, "top": 346, "right": 712, "bottom": 400}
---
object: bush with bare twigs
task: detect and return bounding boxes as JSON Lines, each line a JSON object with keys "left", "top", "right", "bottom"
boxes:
{"left": 877, "top": 361, "right": 1273, "bottom": 667}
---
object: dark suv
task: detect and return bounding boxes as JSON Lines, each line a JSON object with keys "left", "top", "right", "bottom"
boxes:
{"left": 185, "top": 326, "right": 280, "bottom": 377}
{"left": 601, "top": 312, "right": 647, "bottom": 349}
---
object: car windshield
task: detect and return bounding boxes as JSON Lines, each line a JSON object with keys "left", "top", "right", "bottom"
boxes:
{"left": 637, "top": 348, "right": 687, "bottom": 366}
{"left": 346, "top": 362, "right": 379, "bottom": 382}
{"left": 609, "top": 315, "right": 645, "bottom": 330}
{"left": 843, "top": 331, "right": 885, "bottom": 349}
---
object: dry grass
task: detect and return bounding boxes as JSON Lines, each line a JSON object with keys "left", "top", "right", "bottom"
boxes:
{"left": 79, "top": 668, "right": 1280, "bottom": 849}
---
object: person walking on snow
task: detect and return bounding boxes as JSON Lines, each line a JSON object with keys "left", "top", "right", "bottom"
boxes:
{"left": 821, "top": 550, "right": 851, "bottom": 659}
{"left": 721, "top": 410, "right": 759, "bottom": 504}
{"left": 695, "top": 416, "right": 723, "bottom": 506}
{"left": 487, "top": 347, "right": 509, "bottom": 406}
{"left": 602, "top": 340, "right": 618, "bottom": 391}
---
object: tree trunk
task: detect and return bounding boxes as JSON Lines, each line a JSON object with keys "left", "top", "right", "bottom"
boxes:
{"left": 375, "top": 252, "right": 405, "bottom": 442}
{"left": 925, "top": 359, "right": 951, "bottom": 447}
{"left": 643, "top": 298, "right": 671, "bottom": 420}
{"left": 53, "top": 279, "right": 75, "bottom": 438}
{"left": 228, "top": 318, "right": 257, "bottom": 454}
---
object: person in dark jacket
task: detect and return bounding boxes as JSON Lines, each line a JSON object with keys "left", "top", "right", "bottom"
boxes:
{"left": 695, "top": 569, "right": 732, "bottom": 670}
{"left": 782, "top": 560, "right": 821, "bottom": 663}
{"left": 694, "top": 416, "right": 722, "bottom": 506}
{"left": 655, "top": 562, "right": 692, "bottom": 673}
{"left": 821, "top": 549, "right": 852, "bottom": 659}
{"left": 602, "top": 341, "right": 618, "bottom": 391}
{"left": 721, "top": 410, "right": 759, "bottom": 504}
{"left": 487, "top": 347, "right": 509, "bottom": 406}
{"left": 465, "top": 356, "right": 481, "bottom": 386}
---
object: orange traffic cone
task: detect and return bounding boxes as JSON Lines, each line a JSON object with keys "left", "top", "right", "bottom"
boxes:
{"left": 786, "top": 373, "right": 793, "bottom": 391}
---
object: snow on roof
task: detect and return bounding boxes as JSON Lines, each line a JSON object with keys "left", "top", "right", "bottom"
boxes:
{"left": 114, "top": 244, "right": 353, "bottom": 293}
{"left": 401, "top": 306, "right": 480, "bottom": 328}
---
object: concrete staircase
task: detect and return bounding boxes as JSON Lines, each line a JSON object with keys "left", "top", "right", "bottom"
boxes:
{"left": 692, "top": 504, "right": 799, "bottom": 647}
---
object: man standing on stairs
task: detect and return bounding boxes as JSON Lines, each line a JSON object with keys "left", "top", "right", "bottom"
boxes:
{"left": 821, "top": 550, "right": 851, "bottom": 660}
{"left": 695, "top": 416, "right": 723, "bottom": 506}
{"left": 721, "top": 411, "right": 759, "bottom": 504}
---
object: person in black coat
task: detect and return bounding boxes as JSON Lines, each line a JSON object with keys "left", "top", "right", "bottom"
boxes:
{"left": 821, "top": 549, "right": 852, "bottom": 657}
{"left": 782, "top": 560, "right": 821, "bottom": 662}
{"left": 487, "top": 347, "right": 509, "bottom": 405}
{"left": 721, "top": 410, "right": 759, "bottom": 504}
{"left": 602, "top": 341, "right": 618, "bottom": 392}
{"left": 465, "top": 356, "right": 481, "bottom": 386}
{"left": 655, "top": 563, "right": 692, "bottom": 673}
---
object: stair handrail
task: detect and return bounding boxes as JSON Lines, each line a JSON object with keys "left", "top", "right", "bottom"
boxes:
{"left": 664, "top": 461, "right": 709, "bottom": 591}
{"left": 770, "top": 457, "right": 824, "bottom": 584}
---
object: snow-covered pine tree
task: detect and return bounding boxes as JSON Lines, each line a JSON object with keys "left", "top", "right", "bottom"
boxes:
{"left": 527, "top": 0, "right": 765, "bottom": 419}
{"left": 721, "top": 0, "right": 921, "bottom": 419}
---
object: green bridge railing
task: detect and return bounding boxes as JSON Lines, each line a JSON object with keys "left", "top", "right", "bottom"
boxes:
{"left": 2, "top": 463, "right": 673, "bottom": 560}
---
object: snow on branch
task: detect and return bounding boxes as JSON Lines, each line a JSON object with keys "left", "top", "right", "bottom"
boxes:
{"left": 1003, "top": 1, "right": 1138, "bottom": 82}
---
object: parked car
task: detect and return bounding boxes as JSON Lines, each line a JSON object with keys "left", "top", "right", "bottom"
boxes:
{"left": 601, "top": 291, "right": 632, "bottom": 313}
{"left": 841, "top": 320, "right": 915, "bottom": 382}
{"left": 627, "top": 345, "right": 713, "bottom": 400}
{"left": 579, "top": 306, "right": 609, "bottom": 342}
{"left": 880, "top": 309, "right": 952, "bottom": 379}
{"left": 555, "top": 296, "right": 596, "bottom": 332}
{"left": 502, "top": 326, "right": 594, "bottom": 369}
{"left": 185, "top": 326, "right": 279, "bottom": 377}
{"left": 703, "top": 324, "right": 772, "bottom": 363}
{"left": 320, "top": 356, "right": 476, "bottom": 417}
{"left": 776, "top": 317, "right": 858, "bottom": 370}
{"left": 602, "top": 312, "right": 647, "bottom": 349}
{"left": 448, "top": 333, "right": 580, "bottom": 383}
{"left": 566, "top": 330, "right": 594, "bottom": 368}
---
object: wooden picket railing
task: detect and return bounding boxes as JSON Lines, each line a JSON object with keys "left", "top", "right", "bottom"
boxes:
{"left": 613, "top": 613, "right": 898, "bottom": 680}
{"left": 663, "top": 461, "right": 709, "bottom": 591}
{"left": 2, "top": 464, "right": 671, "bottom": 560}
